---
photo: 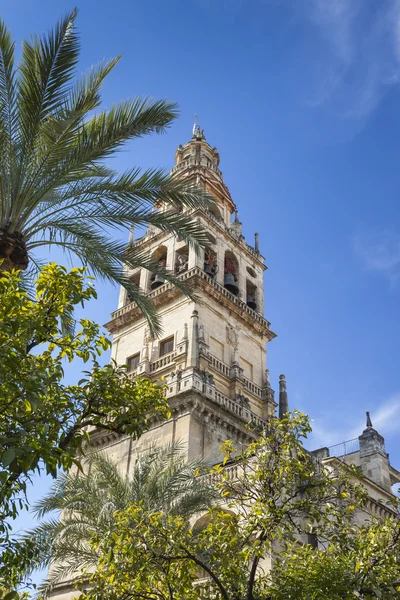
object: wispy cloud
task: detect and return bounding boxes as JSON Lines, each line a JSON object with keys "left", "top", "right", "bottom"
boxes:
{"left": 196, "top": 0, "right": 400, "bottom": 122}
{"left": 353, "top": 229, "right": 400, "bottom": 283}
{"left": 307, "top": 395, "right": 400, "bottom": 449}
{"left": 306, "top": 0, "right": 400, "bottom": 119}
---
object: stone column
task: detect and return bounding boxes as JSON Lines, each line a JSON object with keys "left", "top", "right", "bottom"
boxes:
{"left": 278, "top": 374, "right": 288, "bottom": 418}
{"left": 138, "top": 328, "right": 151, "bottom": 375}
{"left": 166, "top": 240, "right": 175, "bottom": 272}
{"left": 187, "top": 310, "right": 199, "bottom": 369}
{"left": 140, "top": 268, "right": 151, "bottom": 293}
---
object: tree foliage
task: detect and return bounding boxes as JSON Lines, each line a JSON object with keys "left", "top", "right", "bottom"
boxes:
{"left": 80, "top": 412, "right": 400, "bottom": 600}
{"left": 0, "top": 8, "right": 210, "bottom": 336}
{"left": 24, "top": 441, "right": 217, "bottom": 594}
{"left": 0, "top": 264, "right": 168, "bottom": 592}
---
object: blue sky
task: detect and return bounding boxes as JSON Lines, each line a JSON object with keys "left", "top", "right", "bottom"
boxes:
{"left": 3, "top": 0, "right": 400, "bottom": 559}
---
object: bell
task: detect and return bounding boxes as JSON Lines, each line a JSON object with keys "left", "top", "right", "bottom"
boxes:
{"left": 247, "top": 295, "right": 257, "bottom": 310}
{"left": 151, "top": 274, "right": 165, "bottom": 290}
{"left": 224, "top": 272, "right": 239, "bottom": 296}
{"left": 204, "top": 263, "right": 213, "bottom": 276}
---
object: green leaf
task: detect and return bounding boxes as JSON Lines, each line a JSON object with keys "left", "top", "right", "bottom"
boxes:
{"left": 1, "top": 448, "right": 16, "bottom": 467}
{"left": 4, "top": 591, "right": 19, "bottom": 600}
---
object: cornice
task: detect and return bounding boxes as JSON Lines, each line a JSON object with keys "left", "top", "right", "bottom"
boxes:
{"left": 87, "top": 389, "right": 259, "bottom": 453}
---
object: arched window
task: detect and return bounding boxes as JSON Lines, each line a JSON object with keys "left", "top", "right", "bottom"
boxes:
{"left": 150, "top": 245, "right": 168, "bottom": 290}
{"left": 246, "top": 280, "right": 257, "bottom": 311}
{"left": 224, "top": 250, "right": 239, "bottom": 296}
{"left": 175, "top": 245, "right": 189, "bottom": 274}
{"left": 126, "top": 271, "right": 140, "bottom": 304}
{"left": 204, "top": 247, "right": 217, "bottom": 278}
{"left": 209, "top": 203, "right": 223, "bottom": 222}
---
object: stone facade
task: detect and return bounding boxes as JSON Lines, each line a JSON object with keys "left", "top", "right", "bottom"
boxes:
{"left": 104, "top": 125, "right": 277, "bottom": 466}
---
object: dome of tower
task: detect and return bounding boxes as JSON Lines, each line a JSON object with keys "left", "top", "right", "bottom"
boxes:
{"left": 172, "top": 120, "right": 236, "bottom": 215}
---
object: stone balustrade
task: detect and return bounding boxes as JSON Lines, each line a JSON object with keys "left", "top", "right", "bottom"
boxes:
{"left": 242, "top": 376, "right": 263, "bottom": 399}
{"left": 149, "top": 351, "right": 177, "bottom": 373}
{"left": 171, "top": 159, "right": 223, "bottom": 179}
{"left": 208, "top": 353, "right": 231, "bottom": 377}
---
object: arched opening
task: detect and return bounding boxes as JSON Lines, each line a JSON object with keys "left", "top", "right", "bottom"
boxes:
{"left": 150, "top": 246, "right": 168, "bottom": 290}
{"left": 175, "top": 245, "right": 189, "bottom": 274}
{"left": 246, "top": 280, "right": 257, "bottom": 310}
{"left": 209, "top": 203, "right": 223, "bottom": 222}
{"left": 204, "top": 247, "right": 217, "bottom": 278}
{"left": 224, "top": 251, "right": 239, "bottom": 296}
{"left": 246, "top": 265, "right": 257, "bottom": 278}
{"left": 193, "top": 509, "right": 236, "bottom": 531}
{"left": 126, "top": 271, "right": 141, "bottom": 304}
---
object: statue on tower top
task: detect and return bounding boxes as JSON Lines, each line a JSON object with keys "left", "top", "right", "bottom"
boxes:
{"left": 192, "top": 114, "right": 206, "bottom": 141}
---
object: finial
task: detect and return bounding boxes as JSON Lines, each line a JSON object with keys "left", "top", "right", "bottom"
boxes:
{"left": 279, "top": 374, "right": 288, "bottom": 418}
{"left": 234, "top": 210, "right": 239, "bottom": 223}
{"left": 254, "top": 232, "right": 259, "bottom": 253}
{"left": 366, "top": 411, "right": 373, "bottom": 428}
{"left": 128, "top": 224, "right": 135, "bottom": 244}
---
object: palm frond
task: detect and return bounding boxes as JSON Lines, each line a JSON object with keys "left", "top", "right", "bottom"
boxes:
{"left": 0, "top": 10, "right": 210, "bottom": 337}
{"left": 0, "top": 17, "right": 16, "bottom": 222}
{"left": 18, "top": 8, "right": 79, "bottom": 148}
{"left": 24, "top": 441, "right": 217, "bottom": 592}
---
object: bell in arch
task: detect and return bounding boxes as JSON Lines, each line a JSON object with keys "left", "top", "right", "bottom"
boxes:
{"left": 224, "top": 254, "right": 239, "bottom": 296}
{"left": 151, "top": 274, "right": 166, "bottom": 290}
{"left": 224, "top": 272, "right": 239, "bottom": 296}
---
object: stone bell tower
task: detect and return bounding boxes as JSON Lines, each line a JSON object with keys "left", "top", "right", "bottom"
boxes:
{"left": 104, "top": 123, "right": 277, "bottom": 465}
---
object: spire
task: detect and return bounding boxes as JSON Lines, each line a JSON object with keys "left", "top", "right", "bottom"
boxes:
{"left": 278, "top": 374, "right": 288, "bottom": 418}
{"left": 254, "top": 232, "right": 259, "bottom": 253}
{"left": 366, "top": 411, "right": 373, "bottom": 429}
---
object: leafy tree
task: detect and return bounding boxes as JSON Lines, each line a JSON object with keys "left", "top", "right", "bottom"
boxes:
{"left": 0, "top": 8, "right": 210, "bottom": 336}
{"left": 0, "top": 264, "right": 168, "bottom": 592}
{"left": 24, "top": 441, "right": 217, "bottom": 593}
{"left": 80, "top": 412, "right": 400, "bottom": 600}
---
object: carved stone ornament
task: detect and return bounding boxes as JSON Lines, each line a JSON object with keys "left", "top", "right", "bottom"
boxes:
{"left": 226, "top": 325, "right": 239, "bottom": 350}
{"left": 143, "top": 327, "right": 153, "bottom": 344}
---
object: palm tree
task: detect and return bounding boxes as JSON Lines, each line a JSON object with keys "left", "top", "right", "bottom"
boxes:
{"left": 25, "top": 441, "right": 217, "bottom": 594}
{"left": 0, "top": 9, "right": 210, "bottom": 336}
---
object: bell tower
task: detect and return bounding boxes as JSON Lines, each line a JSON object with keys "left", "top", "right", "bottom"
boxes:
{"left": 104, "top": 123, "right": 277, "bottom": 464}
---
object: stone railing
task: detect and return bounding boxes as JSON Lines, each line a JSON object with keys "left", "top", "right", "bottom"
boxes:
{"left": 208, "top": 353, "right": 230, "bottom": 378}
{"left": 203, "top": 208, "right": 226, "bottom": 228}
{"left": 203, "top": 462, "right": 240, "bottom": 486}
{"left": 150, "top": 351, "right": 177, "bottom": 373}
{"left": 171, "top": 159, "right": 223, "bottom": 179}
{"left": 242, "top": 376, "right": 263, "bottom": 399}
{"left": 213, "top": 389, "right": 266, "bottom": 430}
{"left": 207, "top": 355, "right": 264, "bottom": 400}
{"left": 165, "top": 370, "right": 267, "bottom": 431}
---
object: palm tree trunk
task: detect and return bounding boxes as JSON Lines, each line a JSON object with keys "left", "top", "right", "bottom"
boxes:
{"left": 0, "top": 228, "right": 29, "bottom": 272}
